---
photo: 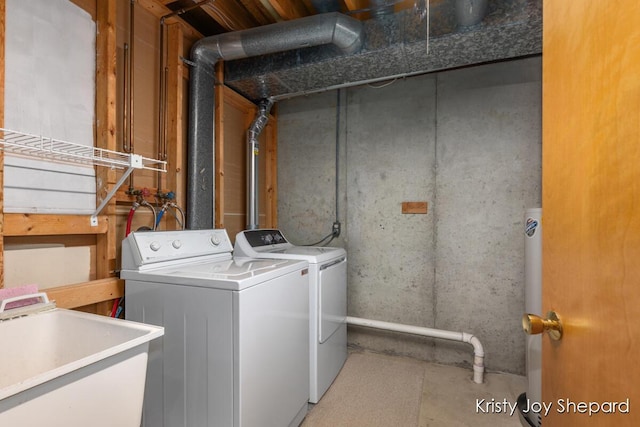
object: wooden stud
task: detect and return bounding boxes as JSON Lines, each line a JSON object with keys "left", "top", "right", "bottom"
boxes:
{"left": 45, "top": 278, "right": 124, "bottom": 309}
{"left": 95, "top": 0, "right": 118, "bottom": 278}
{"left": 4, "top": 213, "right": 109, "bottom": 236}
{"left": 215, "top": 62, "right": 225, "bottom": 229}
{"left": 165, "top": 23, "right": 185, "bottom": 229}
{"left": 265, "top": 112, "right": 278, "bottom": 227}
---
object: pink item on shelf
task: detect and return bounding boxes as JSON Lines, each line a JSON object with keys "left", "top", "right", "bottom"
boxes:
{"left": 0, "top": 284, "right": 41, "bottom": 310}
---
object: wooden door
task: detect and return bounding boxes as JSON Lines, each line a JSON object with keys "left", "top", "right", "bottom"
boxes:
{"left": 542, "top": 1, "right": 640, "bottom": 426}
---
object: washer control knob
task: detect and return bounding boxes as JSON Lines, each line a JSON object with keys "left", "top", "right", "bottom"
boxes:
{"left": 172, "top": 240, "right": 182, "bottom": 249}
{"left": 150, "top": 241, "right": 161, "bottom": 252}
{"left": 211, "top": 234, "right": 222, "bottom": 246}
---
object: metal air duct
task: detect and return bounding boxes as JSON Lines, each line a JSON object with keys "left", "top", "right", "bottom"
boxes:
{"left": 224, "top": 1, "right": 542, "bottom": 104}
{"left": 187, "top": 12, "right": 364, "bottom": 229}
{"left": 246, "top": 98, "right": 273, "bottom": 230}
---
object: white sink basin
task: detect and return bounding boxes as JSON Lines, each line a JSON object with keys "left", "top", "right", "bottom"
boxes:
{"left": 0, "top": 306, "right": 163, "bottom": 426}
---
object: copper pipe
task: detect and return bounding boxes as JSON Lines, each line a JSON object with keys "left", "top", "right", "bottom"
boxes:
{"left": 129, "top": 0, "right": 135, "bottom": 155}
{"left": 157, "top": 0, "right": 213, "bottom": 194}
{"left": 122, "top": 43, "right": 130, "bottom": 153}
{"left": 127, "top": 0, "right": 136, "bottom": 191}
{"left": 157, "top": 19, "right": 165, "bottom": 194}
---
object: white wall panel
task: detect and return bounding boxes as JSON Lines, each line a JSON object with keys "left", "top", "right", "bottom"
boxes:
{"left": 4, "top": 0, "right": 96, "bottom": 214}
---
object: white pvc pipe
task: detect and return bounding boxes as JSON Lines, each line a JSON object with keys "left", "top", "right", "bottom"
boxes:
{"left": 346, "top": 316, "right": 485, "bottom": 384}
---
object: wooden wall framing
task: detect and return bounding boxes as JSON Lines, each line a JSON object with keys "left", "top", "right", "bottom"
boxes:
{"left": 0, "top": 0, "right": 279, "bottom": 312}
{"left": 0, "top": 0, "right": 118, "bottom": 315}
{"left": 215, "top": 65, "right": 278, "bottom": 240}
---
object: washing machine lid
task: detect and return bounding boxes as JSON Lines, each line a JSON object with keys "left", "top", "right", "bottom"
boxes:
{"left": 267, "top": 246, "right": 346, "bottom": 264}
{"left": 121, "top": 257, "right": 308, "bottom": 291}
{"left": 235, "top": 229, "right": 346, "bottom": 264}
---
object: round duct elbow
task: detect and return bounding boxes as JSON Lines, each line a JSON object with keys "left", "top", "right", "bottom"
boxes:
{"left": 333, "top": 13, "right": 364, "bottom": 54}
{"left": 455, "top": 0, "right": 489, "bottom": 28}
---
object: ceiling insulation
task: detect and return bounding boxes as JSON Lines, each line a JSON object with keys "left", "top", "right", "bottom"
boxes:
{"left": 222, "top": 0, "right": 542, "bottom": 102}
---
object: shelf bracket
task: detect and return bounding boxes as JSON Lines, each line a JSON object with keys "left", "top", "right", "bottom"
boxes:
{"left": 91, "top": 154, "right": 143, "bottom": 226}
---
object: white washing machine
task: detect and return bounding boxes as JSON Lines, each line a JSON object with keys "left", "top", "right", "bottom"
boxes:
{"left": 234, "top": 229, "right": 347, "bottom": 404}
{"left": 121, "top": 229, "right": 310, "bottom": 427}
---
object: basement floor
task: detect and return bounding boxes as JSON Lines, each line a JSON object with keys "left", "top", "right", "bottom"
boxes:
{"left": 301, "top": 349, "right": 526, "bottom": 427}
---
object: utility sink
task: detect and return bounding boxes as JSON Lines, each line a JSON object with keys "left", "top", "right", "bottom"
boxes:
{"left": 0, "top": 295, "right": 163, "bottom": 427}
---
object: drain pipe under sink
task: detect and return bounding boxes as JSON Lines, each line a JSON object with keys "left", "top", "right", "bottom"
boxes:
{"left": 346, "top": 316, "right": 485, "bottom": 384}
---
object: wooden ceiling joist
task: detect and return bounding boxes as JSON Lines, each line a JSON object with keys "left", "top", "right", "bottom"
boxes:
{"left": 199, "top": 0, "right": 261, "bottom": 31}
{"left": 140, "top": 0, "right": 436, "bottom": 39}
{"left": 236, "top": 0, "right": 280, "bottom": 26}
{"left": 266, "top": 0, "right": 310, "bottom": 20}
{"left": 137, "top": 0, "right": 204, "bottom": 39}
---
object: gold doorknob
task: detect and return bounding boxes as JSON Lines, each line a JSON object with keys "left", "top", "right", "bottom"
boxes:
{"left": 522, "top": 311, "right": 563, "bottom": 340}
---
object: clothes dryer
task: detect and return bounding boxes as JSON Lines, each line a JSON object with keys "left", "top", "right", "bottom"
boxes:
{"left": 234, "top": 229, "right": 347, "bottom": 403}
{"left": 121, "top": 229, "right": 309, "bottom": 427}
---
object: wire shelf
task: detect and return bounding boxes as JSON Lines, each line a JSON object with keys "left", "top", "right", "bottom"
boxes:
{"left": 0, "top": 127, "right": 168, "bottom": 224}
{"left": 0, "top": 128, "right": 167, "bottom": 172}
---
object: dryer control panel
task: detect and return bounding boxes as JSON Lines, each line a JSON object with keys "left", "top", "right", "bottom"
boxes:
{"left": 243, "top": 229, "right": 289, "bottom": 247}
{"left": 234, "top": 229, "right": 295, "bottom": 258}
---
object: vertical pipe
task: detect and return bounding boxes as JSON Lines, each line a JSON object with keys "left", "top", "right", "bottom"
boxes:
{"left": 246, "top": 130, "right": 259, "bottom": 229}
{"left": 161, "top": 66, "right": 168, "bottom": 185}
{"left": 122, "top": 3, "right": 134, "bottom": 191}
{"left": 124, "top": 42, "right": 134, "bottom": 192}
{"left": 128, "top": 0, "right": 135, "bottom": 190}
{"left": 246, "top": 99, "right": 273, "bottom": 229}
{"left": 157, "top": 18, "right": 166, "bottom": 194}
{"left": 187, "top": 13, "right": 363, "bottom": 229}
{"left": 129, "top": 0, "right": 135, "bottom": 153}
{"left": 157, "top": 20, "right": 165, "bottom": 194}
{"left": 123, "top": 43, "right": 130, "bottom": 153}
{"left": 335, "top": 89, "right": 340, "bottom": 224}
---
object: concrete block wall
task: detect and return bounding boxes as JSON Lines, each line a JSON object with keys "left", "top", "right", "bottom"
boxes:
{"left": 276, "top": 56, "right": 541, "bottom": 375}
